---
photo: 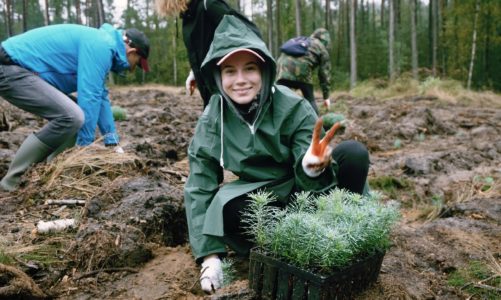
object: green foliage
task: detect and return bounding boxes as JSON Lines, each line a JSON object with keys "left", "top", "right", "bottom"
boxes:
{"left": 448, "top": 260, "right": 501, "bottom": 299}
{"left": 16, "top": 240, "right": 67, "bottom": 268}
{"left": 3, "top": 0, "right": 501, "bottom": 91}
{"left": 321, "top": 113, "right": 345, "bottom": 130}
{"left": 0, "top": 249, "right": 14, "bottom": 265}
{"left": 244, "top": 190, "right": 400, "bottom": 273}
{"left": 473, "top": 175, "right": 495, "bottom": 192}
{"left": 393, "top": 139, "right": 402, "bottom": 149}
{"left": 351, "top": 77, "right": 420, "bottom": 99}
{"left": 111, "top": 105, "right": 127, "bottom": 121}
{"left": 419, "top": 77, "right": 464, "bottom": 95}
{"left": 369, "top": 176, "right": 411, "bottom": 201}
{"left": 221, "top": 258, "right": 237, "bottom": 287}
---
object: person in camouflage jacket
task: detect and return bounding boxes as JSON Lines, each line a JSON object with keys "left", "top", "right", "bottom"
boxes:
{"left": 276, "top": 28, "right": 332, "bottom": 115}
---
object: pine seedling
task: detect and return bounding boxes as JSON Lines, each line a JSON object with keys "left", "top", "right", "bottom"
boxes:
{"left": 288, "top": 191, "right": 315, "bottom": 213}
{"left": 244, "top": 189, "right": 400, "bottom": 272}
{"left": 221, "top": 258, "right": 237, "bottom": 287}
{"left": 242, "top": 191, "right": 280, "bottom": 248}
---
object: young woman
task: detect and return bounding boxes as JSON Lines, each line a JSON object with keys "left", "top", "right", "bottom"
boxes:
{"left": 155, "top": 0, "right": 261, "bottom": 108}
{"left": 184, "top": 15, "right": 371, "bottom": 293}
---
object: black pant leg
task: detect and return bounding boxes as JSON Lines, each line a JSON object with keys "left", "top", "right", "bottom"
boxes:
{"left": 332, "top": 140, "right": 370, "bottom": 194}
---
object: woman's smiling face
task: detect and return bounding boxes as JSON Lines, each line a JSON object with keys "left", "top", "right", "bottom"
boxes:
{"left": 220, "top": 51, "right": 262, "bottom": 105}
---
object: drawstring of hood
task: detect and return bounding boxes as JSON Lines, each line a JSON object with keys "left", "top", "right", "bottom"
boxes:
{"left": 220, "top": 95, "right": 224, "bottom": 168}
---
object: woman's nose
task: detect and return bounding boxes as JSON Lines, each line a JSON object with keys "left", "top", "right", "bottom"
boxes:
{"left": 235, "top": 71, "right": 246, "bottom": 83}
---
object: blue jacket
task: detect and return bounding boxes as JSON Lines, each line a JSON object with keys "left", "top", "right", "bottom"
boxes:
{"left": 2, "top": 23, "right": 129, "bottom": 146}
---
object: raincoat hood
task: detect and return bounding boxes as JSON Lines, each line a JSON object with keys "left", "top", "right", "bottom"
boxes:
{"left": 201, "top": 15, "right": 276, "bottom": 112}
{"left": 99, "top": 23, "right": 130, "bottom": 74}
{"left": 311, "top": 28, "right": 331, "bottom": 49}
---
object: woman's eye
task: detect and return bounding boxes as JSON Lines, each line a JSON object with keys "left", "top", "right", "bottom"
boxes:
{"left": 245, "top": 65, "right": 258, "bottom": 72}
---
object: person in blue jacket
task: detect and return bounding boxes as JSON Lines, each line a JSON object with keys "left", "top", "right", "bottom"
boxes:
{"left": 0, "top": 23, "right": 150, "bottom": 192}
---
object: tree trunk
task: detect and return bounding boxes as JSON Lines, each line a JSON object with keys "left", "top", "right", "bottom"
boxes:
{"left": 96, "top": 0, "right": 105, "bottom": 27}
{"left": 381, "top": 0, "right": 385, "bottom": 28}
{"left": 350, "top": 0, "right": 357, "bottom": 89}
{"left": 431, "top": 0, "right": 438, "bottom": 76}
{"left": 312, "top": 0, "right": 317, "bottom": 33}
{"left": 467, "top": 0, "right": 480, "bottom": 90}
{"left": 145, "top": 0, "right": 151, "bottom": 29}
{"left": 266, "top": 0, "right": 274, "bottom": 55}
{"left": 125, "top": 0, "right": 131, "bottom": 27}
{"left": 440, "top": 0, "right": 447, "bottom": 76}
{"left": 295, "top": 0, "right": 301, "bottom": 36}
{"left": 5, "top": 0, "right": 13, "bottom": 36}
{"left": 44, "top": 0, "right": 50, "bottom": 25}
{"left": 22, "top": 0, "right": 28, "bottom": 32}
{"left": 388, "top": 0, "right": 395, "bottom": 81}
{"left": 336, "top": 0, "right": 344, "bottom": 67}
{"left": 172, "top": 18, "right": 178, "bottom": 86}
{"left": 410, "top": 0, "right": 418, "bottom": 80}
{"left": 276, "top": 0, "right": 282, "bottom": 49}
{"left": 325, "top": 0, "right": 330, "bottom": 30}
{"left": 483, "top": 0, "right": 491, "bottom": 87}
{"left": 371, "top": 0, "right": 376, "bottom": 32}
{"left": 76, "top": 0, "right": 82, "bottom": 24}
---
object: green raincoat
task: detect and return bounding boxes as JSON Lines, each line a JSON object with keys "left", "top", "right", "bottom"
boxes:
{"left": 184, "top": 15, "right": 338, "bottom": 262}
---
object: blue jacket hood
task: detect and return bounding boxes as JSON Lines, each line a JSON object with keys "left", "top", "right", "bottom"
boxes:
{"left": 99, "top": 23, "right": 130, "bottom": 74}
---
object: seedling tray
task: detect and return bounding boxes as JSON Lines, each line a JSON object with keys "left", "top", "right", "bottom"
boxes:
{"left": 248, "top": 248, "right": 385, "bottom": 300}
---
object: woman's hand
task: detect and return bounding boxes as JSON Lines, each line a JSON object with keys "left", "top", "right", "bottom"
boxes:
{"left": 200, "top": 254, "right": 223, "bottom": 293}
{"left": 302, "top": 118, "right": 341, "bottom": 177}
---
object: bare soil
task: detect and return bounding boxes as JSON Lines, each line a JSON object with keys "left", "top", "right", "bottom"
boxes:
{"left": 1, "top": 84, "right": 500, "bottom": 300}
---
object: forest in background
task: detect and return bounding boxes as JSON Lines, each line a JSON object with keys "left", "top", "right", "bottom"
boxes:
{"left": 1, "top": 0, "right": 500, "bottom": 91}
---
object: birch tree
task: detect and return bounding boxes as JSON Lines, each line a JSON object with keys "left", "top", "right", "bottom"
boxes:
{"left": 467, "top": 0, "right": 480, "bottom": 90}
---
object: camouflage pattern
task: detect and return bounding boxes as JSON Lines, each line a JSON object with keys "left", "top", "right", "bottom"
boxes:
{"left": 276, "top": 28, "right": 332, "bottom": 99}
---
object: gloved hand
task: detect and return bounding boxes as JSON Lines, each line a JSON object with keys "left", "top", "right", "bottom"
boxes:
{"left": 302, "top": 118, "right": 341, "bottom": 177}
{"left": 185, "top": 70, "right": 196, "bottom": 96}
{"left": 323, "top": 98, "right": 331, "bottom": 109}
{"left": 200, "top": 254, "right": 223, "bottom": 294}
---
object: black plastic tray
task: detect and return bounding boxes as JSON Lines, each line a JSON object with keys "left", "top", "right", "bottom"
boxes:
{"left": 248, "top": 248, "right": 385, "bottom": 300}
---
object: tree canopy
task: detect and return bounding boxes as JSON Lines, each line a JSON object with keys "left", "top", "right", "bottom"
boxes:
{"left": 1, "top": 0, "right": 500, "bottom": 91}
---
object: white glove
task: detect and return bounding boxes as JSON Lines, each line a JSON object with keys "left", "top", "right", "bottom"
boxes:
{"left": 302, "top": 119, "right": 341, "bottom": 177}
{"left": 185, "top": 69, "right": 196, "bottom": 95}
{"left": 200, "top": 255, "right": 223, "bottom": 293}
{"left": 114, "top": 146, "right": 124, "bottom": 154}
{"left": 302, "top": 143, "right": 332, "bottom": 178}
{"left": 323, "top": 98, "right": 331, "bottom": 109}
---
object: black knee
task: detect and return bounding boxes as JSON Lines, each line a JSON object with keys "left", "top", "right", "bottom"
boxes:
{"left": 332, "top": 140, "right": 370, "bottom": 194}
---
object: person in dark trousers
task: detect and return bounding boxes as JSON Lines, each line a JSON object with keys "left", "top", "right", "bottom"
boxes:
{"left": 276, "top": 28, "right": 332, "bottom": 115}
{"left": 155, "top": 0, "right": 262, "bottom": 108}
{"left": 184, "top": 15, "right": 370, "bottom": 294}
{"left": 0, "top": 23, "right": 150, "bottom": 192}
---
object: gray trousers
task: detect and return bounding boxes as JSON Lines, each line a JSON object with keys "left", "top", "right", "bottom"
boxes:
{"left": 0, "top": 64, "right": 84, "bottom": 149}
